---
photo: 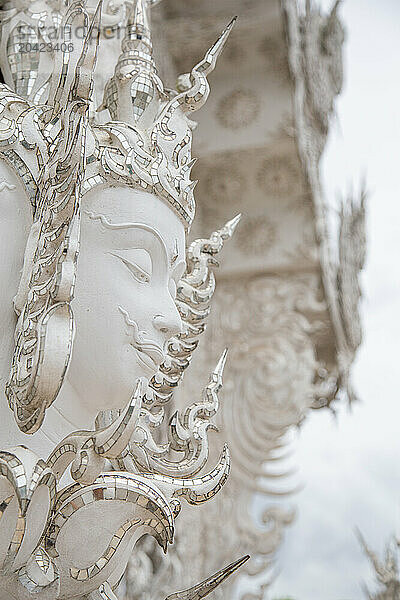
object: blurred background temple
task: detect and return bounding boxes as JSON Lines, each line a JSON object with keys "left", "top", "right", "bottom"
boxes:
{"left": 121, "top": 1, "right": 365, "bottom": 598}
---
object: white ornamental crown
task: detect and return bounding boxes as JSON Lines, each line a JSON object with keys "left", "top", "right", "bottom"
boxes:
{"left": 0, "top": 0, "right": 235, "bottom": 228}
{"left": 94, "top": 0, "right": 235, "bottom": 228}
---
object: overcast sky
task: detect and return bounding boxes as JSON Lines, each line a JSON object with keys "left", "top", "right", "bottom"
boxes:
{"left": 269, "top": 1, "right": 400, "bottom": 598}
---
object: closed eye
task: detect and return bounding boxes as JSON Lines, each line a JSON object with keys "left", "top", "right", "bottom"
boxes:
{"left": 122, "top": 258, "right": 150, "bottom": 284}
{"left": 110, "top": 252, "right": 151, "bottom": 284}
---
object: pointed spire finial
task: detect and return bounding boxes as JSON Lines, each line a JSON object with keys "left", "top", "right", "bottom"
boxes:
{"left": 197, "top": 17, "right": 237, "bottom": 78}
{"left": 214, "top": 349, "right": 228, "bottom": 384}
{"left": 165, "top": 555, "right": 250, "bottom": 600}
{"left": 224, "top": 213, "right": 242, "bottom": 236}
{"left": 123, "top": 0, "right": 152, "bottom": 54}
{"left": 164, "top": 16, "right": 237, "bottom": 118}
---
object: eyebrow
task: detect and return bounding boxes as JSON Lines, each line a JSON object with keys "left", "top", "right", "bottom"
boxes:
{"left": 85, "top": 211, "right": 169, "bottom": 264}
{"left": 85, "top": 211, "right": 186, "bottom": 275}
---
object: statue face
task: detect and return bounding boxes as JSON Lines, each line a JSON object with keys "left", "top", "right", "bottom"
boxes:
{"left": 66, "top": 186, "right": 186, "bottom": 420}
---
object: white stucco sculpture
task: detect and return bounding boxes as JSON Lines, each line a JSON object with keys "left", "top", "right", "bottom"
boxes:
{"left": 0, "top": 1, "right": 246, "bottom": 598}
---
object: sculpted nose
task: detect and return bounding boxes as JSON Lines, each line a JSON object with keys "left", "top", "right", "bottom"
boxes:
{"left": 153, "top": 311, "right": 182, "bottom": 337}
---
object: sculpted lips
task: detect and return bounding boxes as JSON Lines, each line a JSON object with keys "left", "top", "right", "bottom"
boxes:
{"left": 118, "top": 306, "right": 165, "bottom": 371}
{"left": 135, "top": 341, "right": 165, "bottom": 370}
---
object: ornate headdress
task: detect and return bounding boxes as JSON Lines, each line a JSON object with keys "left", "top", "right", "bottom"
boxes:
{"left": 0, "top": 0, "right": 235, "bottom": 228}
{"left": 0, "top": 2, "right": 248, "bottom": 597}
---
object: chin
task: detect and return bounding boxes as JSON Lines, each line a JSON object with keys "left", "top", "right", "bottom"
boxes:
{"left": 125, "top": 345, "right": 159, "bottom": 380}
{"left": 91, "top": 352, "right": 158, "bottom": 413}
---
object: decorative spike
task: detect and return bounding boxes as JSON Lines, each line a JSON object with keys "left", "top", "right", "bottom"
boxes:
{"left": 196, "top": 17, "right": 237, "bottom": 77}
{"left": 182, "top": 157, "right": 198, "bottom": 176}
{"left": 165, "top": 555, "right": 250, "bottom": 600}
{"left": 331, "top": 0, "right": 341, "bottom": 15}
{"left": 223, "top": 213, "right": 242, "bottom": 237}
{"left": 215, "top": 348, "right": 228, "bottom": 373}
{"left": 140, "top": 348, "right": 228, "bottom": 478}
{"left": 94, "top": 377, "right": 144, "bottom": 458}
{"left": 186, "top": 157, "right": 198, "bottom": 170}
{"left": 213, "top": 348, "right": 228, "bottom": 384}
{"left": 160, "top": 16, "right": 237, "bottom": 123}
{"left": 186, "top": 180, "right": 198, "bottom": 193}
